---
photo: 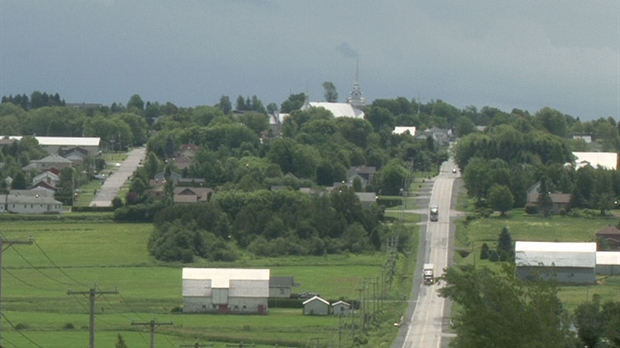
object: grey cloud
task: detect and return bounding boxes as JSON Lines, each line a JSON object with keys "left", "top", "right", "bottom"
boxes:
{"left": 336, "top": 42, "right": 359, "bottom": 58}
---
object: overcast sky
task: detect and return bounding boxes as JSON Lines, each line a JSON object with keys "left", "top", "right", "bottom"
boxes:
{"left": 1, "top": 0, "right": 618, "bottom": 121}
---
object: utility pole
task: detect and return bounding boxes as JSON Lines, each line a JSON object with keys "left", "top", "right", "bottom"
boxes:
{"left": 67, "top": 284, "right": 118, "bottom": 348}
{"left": 0, "top": 237, "right": 33, "bottom": 348}
{"left": 132, "top": 318, "right": 173, "bottom": 348}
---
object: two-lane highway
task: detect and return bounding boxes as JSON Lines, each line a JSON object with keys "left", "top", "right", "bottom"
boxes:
{"left": 399, "top": 161, "right": 458, "bottom": 348}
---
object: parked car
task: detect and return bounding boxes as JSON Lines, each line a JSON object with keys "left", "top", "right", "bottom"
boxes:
{"left": 299, "top": 292, "right": 320, "bottom": 300}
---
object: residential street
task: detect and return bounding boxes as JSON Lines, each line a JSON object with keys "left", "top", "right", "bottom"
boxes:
{"left": 89, "top": 147, "right": 147, "bottom": 207}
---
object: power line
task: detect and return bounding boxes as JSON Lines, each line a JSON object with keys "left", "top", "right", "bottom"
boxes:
{"left": 33, "top": 241, "right": 89, "bottom": 288}
{"left": 1, "top": 313, "right": 43, "bottom": 348}
{"left": 0, "top": 237, "right": 34, "bottom": 348}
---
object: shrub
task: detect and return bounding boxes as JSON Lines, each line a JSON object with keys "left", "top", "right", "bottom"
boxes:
{"left": 63, "top": 322, "right": 75, "bottom": 330}
{"left": 524, "top": 203, "right": 538, "bottom": 215}
{"left": 488, "top": 250, "right": 499, "bottom": 262}
{"left": 15, "top": 322, "right": 29, "bottom": 330}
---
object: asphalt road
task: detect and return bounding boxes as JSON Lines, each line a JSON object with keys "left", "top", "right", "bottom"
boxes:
{"left": 393, "top": 160, "right": 459, "bottom": 348}
{"left": 89, "top": 147, "right": 147, "bottom": 207}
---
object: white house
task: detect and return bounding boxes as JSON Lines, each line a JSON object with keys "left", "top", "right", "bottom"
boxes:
{"left": 302, "top": 296, "right": 330, "bottom": 316}
{"left": 515, "top": 241, "right": 596, "bottom": 284}
{"left": 182, "top": 268, "right": 270, "bottom": 315}
{"left": 332, "top": 301, "right": 351, "bottom": 316}
{"left": 1, "top": 192, "right": 63, "bottom": 214}
{"left": 393, "top": 127, "right": 416, "bottom": 136}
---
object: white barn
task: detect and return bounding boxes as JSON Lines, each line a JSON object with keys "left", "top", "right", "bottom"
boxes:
{"left": 515, "top": 241, "right": 596, "bottom": 284}
{"left": 182, "top": 268, "right": 270, "bottom": 315}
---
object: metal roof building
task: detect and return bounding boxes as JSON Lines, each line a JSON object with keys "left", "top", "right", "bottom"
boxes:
{"left": 182, "top": 268, "right": 270, "bottom": 314}
{"left": 9, "top": 136, "right": 101, "bottom": 156}
{"left": 515, "top": 241, "right": 596, "bottom": 284}
{"left": 572, "top": 152, "right": 617, "bottom": 170}
{"left": 596, "top": 251, "right": 620, "bottom": 276}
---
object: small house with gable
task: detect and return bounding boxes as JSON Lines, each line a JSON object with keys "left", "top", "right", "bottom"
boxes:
{"left": 303, "top": 296, "right": 330, "bottom": 316}
{"left": 269, "top": 276, "right": 300, "bottom": 298}
{"left": 332, "top": 301, "right": 351, "bottom": 316}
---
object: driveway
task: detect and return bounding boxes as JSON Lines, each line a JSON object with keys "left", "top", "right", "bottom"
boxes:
{"left": 89, "top": 147, "right": 147, "bottom": 207}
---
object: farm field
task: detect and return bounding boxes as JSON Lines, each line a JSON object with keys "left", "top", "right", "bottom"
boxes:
{"left": 0, "top": 220, "right": 416, "bottom": 347}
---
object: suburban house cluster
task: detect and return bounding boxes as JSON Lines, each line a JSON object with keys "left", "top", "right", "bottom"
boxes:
{"left": 0, "top": 136, "right": 101, "bottom": 214}
{"left": 182, "top": 268, "right": 351, "bottom": 316}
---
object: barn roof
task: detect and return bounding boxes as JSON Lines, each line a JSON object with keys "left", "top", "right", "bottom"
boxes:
{"left": 515, "top": 241, "right": 596, "bottom": 268}
{"left": 9, "top": 136, "right": 101, "bottom": 147}
{"left": 182, "top": 268, "right": 270, "bottom": 288}
{"left": 303, "top": 296, "right": 329, "bottom": 306}
{"left": 573, "top": 152, "right": 617, "bottom": 170}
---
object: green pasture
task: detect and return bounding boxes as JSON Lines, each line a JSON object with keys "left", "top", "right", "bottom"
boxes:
{"left": 0, "top": 220, "right": 416, "bottom": 347}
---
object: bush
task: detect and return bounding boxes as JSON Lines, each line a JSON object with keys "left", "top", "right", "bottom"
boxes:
{"left": 15, "top": 322, "right": 29, "bottom": 330}
{"left": 524, "top": 203, "right": 538, "bottom": 215}
{"left": 488, "top": 250, "right": 499, "bottom": 262}
{"left": 63, "top": 322, "right": 75, "bottom": 330}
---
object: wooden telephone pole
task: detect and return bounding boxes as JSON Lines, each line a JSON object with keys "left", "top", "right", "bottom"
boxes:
{"left": 132, "top": 318, "right": 173, "bottom": 348}
{"left": 0, "top": 236, "right": 33, "bottom": 348}
{"left": 67, "top": 284, "right": 118, "bottom": 348}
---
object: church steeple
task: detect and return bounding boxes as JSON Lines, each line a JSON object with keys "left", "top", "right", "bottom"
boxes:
{"left": 347, "top": 57, "right": 366, "bottom": 109}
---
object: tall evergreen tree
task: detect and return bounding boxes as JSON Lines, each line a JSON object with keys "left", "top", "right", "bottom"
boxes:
{"left": 538, "top": 176, "right": 553, "bottom": 217}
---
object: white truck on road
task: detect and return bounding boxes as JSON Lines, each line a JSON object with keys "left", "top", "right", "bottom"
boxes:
{"left": 423, "top": 263, "right": 434, "bottom": 285}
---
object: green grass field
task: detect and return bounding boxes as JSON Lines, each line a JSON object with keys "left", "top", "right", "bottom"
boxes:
{"left": 0, "top": 220, "right": 417, "bottom": 348}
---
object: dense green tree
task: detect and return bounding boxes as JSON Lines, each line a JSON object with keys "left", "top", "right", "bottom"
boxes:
{"left": 438, "top": 264, "right": 574, "bottom": 348}
{"left": 535, "top": 107, "right": 567, "bottom": 137}
{"left": 322, "top": 81, "right": 338, "bottom": 102}
{"left": 488, "top": 184, "right": 514, "bottom": 216}
{"left": 11, "top": 171, "right": 27, "bottom": 190}
{"left": 573, "top": 295, "right": 620, "bottom": 348}
{"left": 376, "top": 159, "right": 408, "bottom": 195}
{"left": 127, "top": 94, "right": 145, "bottom": 111}
{"left": 365, "top": 106, "right": 395, "bottom": 132}
{"left": 218, "top": 95, "right": 232, "bottom": 114}
{"left": 280, "top": 93, "right": 305, "bottom": 113}
{"left": 455, "top": 116, "right": 476, "bottom": 138}
{"left": 462, "top": 157, "right": 491, "bottom": 201}
{"left": 237, "top": 112, "right": 269, "bottom": 135}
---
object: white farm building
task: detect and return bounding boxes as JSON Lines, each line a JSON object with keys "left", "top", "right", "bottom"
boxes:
{"left": 182, "top": 268, "right": 270, "bottom": 315}
{"left": 515, "top": 241, "right": 596, "bottom": 284}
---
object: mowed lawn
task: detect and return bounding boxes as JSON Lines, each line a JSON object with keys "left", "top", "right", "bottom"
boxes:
{"left": 455, "top": 211, "right": 620, "bottom": 309}
{"left": 0, "top": 221, "right": 392, "bottom": 347}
